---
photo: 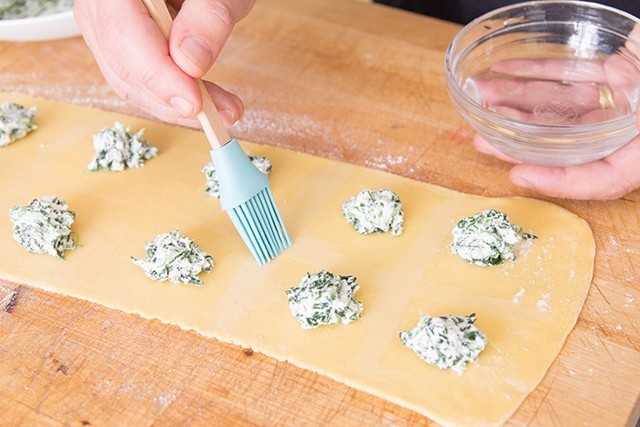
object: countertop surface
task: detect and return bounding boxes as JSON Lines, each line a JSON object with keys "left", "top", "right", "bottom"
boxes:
{"left": 1, "top": 0, "right": 639, "bottom": 425}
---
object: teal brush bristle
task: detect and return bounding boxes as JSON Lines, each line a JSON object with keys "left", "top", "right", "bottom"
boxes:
{"left": 227, "top": 187, "right": 292, "bottom": 265}
{"left": 212, "top": 139, "right": 292, "bottom": 265}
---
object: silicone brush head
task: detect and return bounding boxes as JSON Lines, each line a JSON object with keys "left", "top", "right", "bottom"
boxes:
{"left": 212, "top": 139, "right": 291, "bottom": 265}
{"left": 226, "top": 187, "right": 292, "bottom": 265}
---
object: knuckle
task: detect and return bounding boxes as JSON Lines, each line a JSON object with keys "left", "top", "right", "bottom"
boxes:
{"left": 109, "top": 58, "right": 133, "bottom": 88}
{"left": 104, "top": 78, "right": 131, "bottom": 103}
{"left": 603, "top": 171, "right": 634, "bottom": 200}
{"left": 140, "top": 103, "right": 183, "bottom": 125}
{"left": 95, "top": 13, "right": 126, "bottom": 55}
{"left": 602, "top": 187, "right": 629, "bottom": 200}
{"left": 114, "top": 83, "right": 132, "bottom": 102}
{"left": 605, "top": 180, "right": 636, "bottom": 200}
{"left": 206, "top": 1, "right": 237, "bottom": 29}
{"left": 136, "top": 64, "right": 167, "bottom": 99}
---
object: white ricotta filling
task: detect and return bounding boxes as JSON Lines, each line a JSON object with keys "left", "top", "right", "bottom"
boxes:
{"left": 87, "top": 122, "right": 158, "bottom": 172}
{"left": 451, "top": 209, "right": 535, "bottom": 266}
{"left": 9, "top": 195, "right": 78, "bottom": 258}
{"left": 0, "top": 0, "right": 73, "bottom": 20}
{"left": 286, "top": 270, "right": 363, "bottom": 330}
{"left": 0, "top": 102, "right": 36, "bottom": 147}
{"left": 342, "top": 189, "right": 404, "bottom": 236}
{"left": 399, "top": 313, "right": 487, "bottom": 375}
{"left": 131, "top": 230, "right": 214, "bottom": 285}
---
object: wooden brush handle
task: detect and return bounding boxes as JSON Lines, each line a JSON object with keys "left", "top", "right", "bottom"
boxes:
{"left": 141, "top": 0, "right": 230, "bottom": 149}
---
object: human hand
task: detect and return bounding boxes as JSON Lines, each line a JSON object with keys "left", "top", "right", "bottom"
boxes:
{"left": 74, "top": 0, "right": 255, "bottom": 127}
{"left": 473, "top": 132, "right": 640, "bottom": 200}
{"left": 467, "top": 27, "right": 640, "bottom": 200}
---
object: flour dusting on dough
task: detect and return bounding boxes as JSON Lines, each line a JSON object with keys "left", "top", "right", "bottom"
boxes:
{"left": 364, "top": 154, "right": 407, "bottom": 170}
{"left": 537, "top": 293, "right": 551, "bottom": 311}
{"left": 513, "top": 288, "right": 526, "bottom": 304}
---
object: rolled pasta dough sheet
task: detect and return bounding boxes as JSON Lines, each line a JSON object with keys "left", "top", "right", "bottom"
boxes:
{"left": 0, "top": 94, "right": 595, "bottom": 426}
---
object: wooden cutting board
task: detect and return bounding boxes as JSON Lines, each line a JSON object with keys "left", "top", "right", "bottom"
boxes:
{"left": 0, "top": 0, "right": 639, "bottom": 425}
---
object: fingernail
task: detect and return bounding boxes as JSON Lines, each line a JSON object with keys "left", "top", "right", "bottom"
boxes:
{"left": 511, "top": 173, "right": 532, "bottom": 188}
{"left": 179, "top": 36, "right": 213, "bottom": 72}
{"left": 170, "top": 97, "right": 194, "bottom": 117}
{"left": 220, "top": 109, "right": 236, "bottom": 125}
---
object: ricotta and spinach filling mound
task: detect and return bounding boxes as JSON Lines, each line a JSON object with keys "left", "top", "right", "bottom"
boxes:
{"left": 286, "top": 270, "right": 363, "bottom": 330}
{"left": 342, "top": 189, "right": 404, "bottom": 236}
{"left": 0, "top": 102, "right": 36, "bottom": 147}
{"left": 131, "top": 230, "right": 214, "bottom": 285}
{"left": 87, "top": 122, "right": 158, "bottom": 172}
{"left": 399, "top": 313, "right": 487, "bottom": 375}
{"left": 9, "top": 196, "right": 78, "bottom": 259}
{"left": 0, "top": 0, "right": 73, "bottom": 20}
{"left": 202, "top": 155, "right": 271, "bottom": 198}
{"left": 451, "top": 209, "right": 537, "bottom": 266}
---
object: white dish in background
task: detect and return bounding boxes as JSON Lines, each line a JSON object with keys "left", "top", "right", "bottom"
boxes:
{"left": 0, "top": 10, "right": 80, "bottom": 42}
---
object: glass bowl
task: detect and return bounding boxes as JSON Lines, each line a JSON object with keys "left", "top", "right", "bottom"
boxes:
{"left": 0, "top": 11, "right": 79, "bottom": 42}
{"left": 445, "top": 1, "right": 640, "bottom": 167}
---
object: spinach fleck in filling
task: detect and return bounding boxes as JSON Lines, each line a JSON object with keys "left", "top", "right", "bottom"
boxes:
{"left": 88, "top": 122, "right": 158, "bottom": 172}
{"left": 10, "top": 196, "right": 78, "bottom": 259}
{"left": 0, "top": 102, "right": 36, "bottom": 147}
{"left": 342, "top": 189, "right": 404, "bottom": 236}
{"left": 399, "top": 313, "right": 487, "bottom": 375}
{"left": 286, "top": 270, "right": 363, "bottom": 330}
{"left": 131, "top": 230, "right": 214, "bottom": 285}
{"left": 0, "top": 0, "right": 73, "bottom": 20}
{"left": 451, "top": 209, "right": 537, "bottom": 266}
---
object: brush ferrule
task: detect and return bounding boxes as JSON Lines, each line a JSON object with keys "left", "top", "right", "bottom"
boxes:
{"left": 211, "top": 139, "right": 270, "bottom": 211}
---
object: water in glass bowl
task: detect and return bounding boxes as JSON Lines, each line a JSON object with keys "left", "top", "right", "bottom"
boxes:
{"left": 463, "top": 57, "right": 639, "bottom": 126}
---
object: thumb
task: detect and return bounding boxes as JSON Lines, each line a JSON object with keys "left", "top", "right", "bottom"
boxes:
{"left": 509, "top": 136, "right": 640, "bottom": 200}
{"left": 169, "top": 0, "right": 254, "bottom": 78}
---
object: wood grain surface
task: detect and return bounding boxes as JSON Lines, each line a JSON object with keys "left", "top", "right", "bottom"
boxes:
{"left": 1, "top": 0, "right": 639, "bottom": 425}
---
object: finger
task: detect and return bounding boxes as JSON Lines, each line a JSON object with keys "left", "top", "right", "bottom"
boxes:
{"left": 473, "top": 134, "right": 522, "bottom": 164}
{"left": 89, "top": 43, "right": 202, "bottom": 126}
{"left": 137, "top": 102, "right": 202, "bottom": 128}
{"left": 468, "top": 78, "right": 600, "bottom": 116}
{"left": 94, "top": 53, "right": 242, "bottom": 126}
{"left": 491, "top": 59, "right": 606, "bottom": 83}
{"left": 493, "top": 105, "right": 620, "bottom": 126}
{"left": 76, "top": 6, "right": 197, "bottom": 125}
{"left": 91, "top": 42, "right": 243, "bottom": 127}
{"left": 202, "top": 80, "right": 244, "bottom": 125}
{"left": 169, "top": 0, "right": 255, "bottom": 77}
{"left": 132, "top": 81, "right": 243, "bottom": 127}
{"left": 94, "top": 0, "right": 202, "bottom": 117}
{"left": 509, "top": 136, "right": 640, "bottom": 200}
{"left": 490, "top": 105, "right": 575, "bottom": 125}
{"left": 604, "top": 52, "right": 640, "bottom": 96}
{"left": 575, "top": 108, "right": 625, "bottom": 124}
{"left": 73, "top": 0, "right": 97, "bottom": 27}
{"left": 626, "top": 24, "right": 640, "bottom": 57}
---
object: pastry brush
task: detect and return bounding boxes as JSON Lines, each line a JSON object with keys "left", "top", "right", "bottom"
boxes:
{"left": 142, "top": 0, "right": 291, "bottom": 265}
